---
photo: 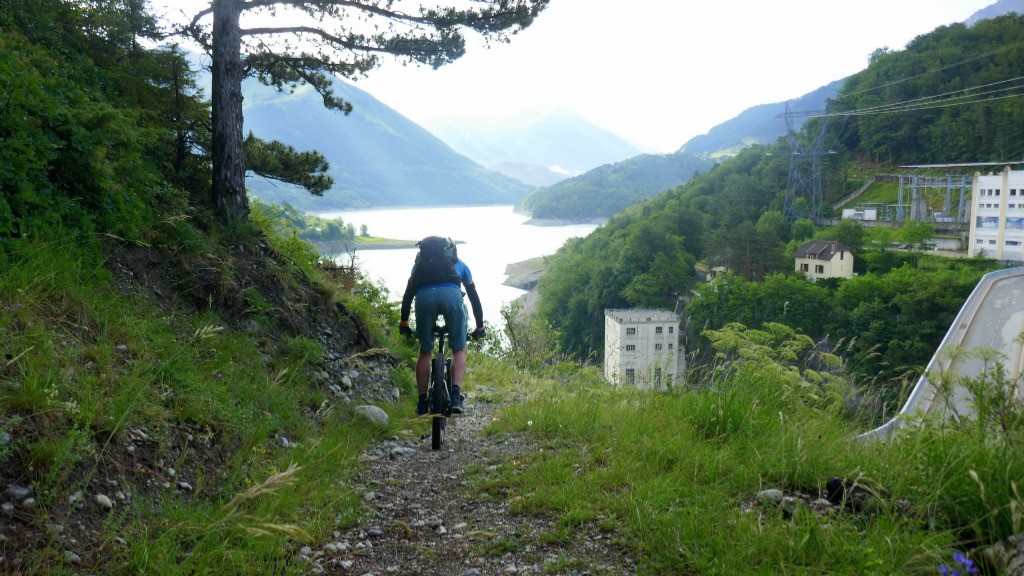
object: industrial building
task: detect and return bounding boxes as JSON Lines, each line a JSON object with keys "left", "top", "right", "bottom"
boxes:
{"left": 604, "top": 309, "right": 680, "bottom": 388}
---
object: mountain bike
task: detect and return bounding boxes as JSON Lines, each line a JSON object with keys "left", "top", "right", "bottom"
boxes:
{"left": 427, "top": 322, "right": 454, "bottom": 450}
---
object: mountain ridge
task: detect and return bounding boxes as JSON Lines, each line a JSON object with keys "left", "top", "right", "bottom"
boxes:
{"left": 242, "top": 78, "right": 531, "bottom": 210}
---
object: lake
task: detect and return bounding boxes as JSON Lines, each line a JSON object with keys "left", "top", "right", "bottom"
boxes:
{"left": 317, "top": 205, "right": 600, "bottom": 328}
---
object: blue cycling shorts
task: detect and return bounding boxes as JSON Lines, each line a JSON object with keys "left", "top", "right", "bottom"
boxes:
{"left": 414, "top": 285, "right": 467, "bottom": 353}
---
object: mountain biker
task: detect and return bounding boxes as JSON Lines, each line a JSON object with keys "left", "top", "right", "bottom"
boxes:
{"left": 398, "top": 236, "right": 485, "bottom": 416}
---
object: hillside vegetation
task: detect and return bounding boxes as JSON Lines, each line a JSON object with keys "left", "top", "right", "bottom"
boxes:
{"left": 836, "top": 15, "right": 1024, "bottom": 164}
{"left": 0, "top": 2, "right": 416, "bottom": 571}
{"left": 4, "top": 2, "right": 1024, "bottom": 575}
{"left": 516, "top": 151, "right": 713, "bottom": 220}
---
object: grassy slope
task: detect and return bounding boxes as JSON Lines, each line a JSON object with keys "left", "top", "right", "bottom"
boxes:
{"left": 469, "top": 351, "right": 1023, "bottom": 575}
{"left": 2, "top": 222, "right": 1020, "bottom": 574}
{"left": 0, "top": 219, "right": 421, "bottom": 574}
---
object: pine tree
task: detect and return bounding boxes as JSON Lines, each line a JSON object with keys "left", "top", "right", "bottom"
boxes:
{"left": 179, "top": 0, "right": 549, "bottom": 223}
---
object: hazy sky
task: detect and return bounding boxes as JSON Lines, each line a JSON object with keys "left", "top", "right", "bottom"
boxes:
{"left": 156, "top": 0, "right": 997, "bottom": 152}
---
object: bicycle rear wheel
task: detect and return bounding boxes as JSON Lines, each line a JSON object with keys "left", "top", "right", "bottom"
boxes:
{"left": 430, "top": 355, "right": 447, "bottom": 450}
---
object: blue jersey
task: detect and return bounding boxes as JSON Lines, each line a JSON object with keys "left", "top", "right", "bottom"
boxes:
{"left": 413, "top": 258, "right": 473, "bottom": 292}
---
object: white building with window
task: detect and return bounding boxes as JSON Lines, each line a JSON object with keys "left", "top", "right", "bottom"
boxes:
{"left": 794, "top": 240, "right": 854, "bottom": 281}
{"left": 968, "top": 168, "right": 1024, "bottom": 262}
{"left": 604, "top": 309, "right": 680, "bottom": 388}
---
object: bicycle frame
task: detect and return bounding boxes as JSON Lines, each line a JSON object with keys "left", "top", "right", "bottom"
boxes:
{"left": 428, "top": 323, "right": 453, "bottom": 450}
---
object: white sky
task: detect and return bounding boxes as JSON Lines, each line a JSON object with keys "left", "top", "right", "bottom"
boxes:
{"left": 155, "top": 0, "right": 997, "bottom": 152}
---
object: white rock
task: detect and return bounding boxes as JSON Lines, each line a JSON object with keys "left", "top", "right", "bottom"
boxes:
{"left": 755, "top": 489, "right": 785, "bottom": 504}
{"left": 95, "top": 494, "right": 113, "bottom": 509}
{"left": 8, "top": 485, "right": 30, "bottom": 501}
{"left": 355, "top": 405, "right": 389, "bottom": 427}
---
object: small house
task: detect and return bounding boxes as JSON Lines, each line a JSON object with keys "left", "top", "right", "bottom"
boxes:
{"left": 794, "top": 240, "right": 854, "bottom": 281}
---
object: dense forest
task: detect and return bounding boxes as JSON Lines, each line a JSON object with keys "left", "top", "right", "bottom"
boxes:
{"left": 536, "top": 15, "right": 1024, "bottom": 394}
{"left": 1, "top": 0, "right": 208, "bottom": 239}
{"left": 836, "top": 15, "right": 1024, "bottom": 164}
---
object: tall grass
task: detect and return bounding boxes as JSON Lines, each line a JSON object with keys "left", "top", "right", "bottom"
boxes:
{"left": 0, "top": 229, "right": 403, "bottom": 574}
{"left": 479, "top": 336, "right": 1023, "bottom": 574}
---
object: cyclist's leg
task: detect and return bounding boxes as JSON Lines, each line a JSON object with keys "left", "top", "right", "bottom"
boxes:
{"left": 438, "top": 288, "right": 468, "bottom": 410}
{"left": 413, "top": 289, "right": 440, "bottom": 396}
{"left": 451, "top": 348, "right": 467, "bottom": 388}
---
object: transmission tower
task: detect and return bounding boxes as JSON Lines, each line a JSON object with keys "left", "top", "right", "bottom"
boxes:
{"left": 779, "top": 101, "right": 833, "bottom": 220}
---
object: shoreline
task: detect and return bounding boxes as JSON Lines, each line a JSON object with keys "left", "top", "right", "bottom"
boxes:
{"left": 315, "top": 237, "right": 475, "bottom": 254}
{"left": 502, "top": 256, "right": 546, "bottom": 291}
{"left": 523, "top": 216, "right": 608, "bottom": 227}
{"left": 314, "top": 238, "right": 418, "bottom": 255}
{"left": 312, "top": 204, "right": 606, "bottom": 229}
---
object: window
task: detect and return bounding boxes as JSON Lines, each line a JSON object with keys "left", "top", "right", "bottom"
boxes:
{"left": 800, "top": 263, "right": 809, "bottom": 272}
{"left": 654, "top": 368, "right": 662, "bottom": 386}
{"left": 668, "top": 343, "right": 674, "bottom": 350}
{"left": 625, "top": 344, "right": 636, "bottom": 351}
{"left": 1008, "top": 241, "right": 1021, "bottom": 246}
{"left": 655, "top": 343, "right": 663, "bottom": 351}
{"left": 977, "top": 239, "right": 984, "bottom": 244}
{"left": 1012, "top": 189, "right": 1018, "bottom": 196}
{"left": 815, "top": 264, "right": 824, "bottom": 274}
{"left": 668, "top": 326, "right": 674, "bottom": 334}
{"left": 655, "top": 326, "right": 663, "bottom": 334}
{"left": 990, "top": 240, "right": 997, "bottom": 244}
{"left": 625, "top": 369, "right": 635, "bottom": 385}
{"left": 625, "top": 327, "right": 636, "bottom": 336}
{"left": 996, "top": 189, "right": 1001, "bottom": 196}
{"left": 840, "top": 251, "right": 844, "bottom": 260}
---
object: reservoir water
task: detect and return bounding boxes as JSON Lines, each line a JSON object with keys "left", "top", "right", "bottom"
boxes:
{"left": 317, "top": 205, "right": 599, "bottom": 328}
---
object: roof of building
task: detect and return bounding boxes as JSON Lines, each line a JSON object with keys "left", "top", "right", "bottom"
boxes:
{"left": 605, "top": 309, "right": 679, "bottom": 323}
{"left": 794, "top": 240, "right": 850, "bottom": 261}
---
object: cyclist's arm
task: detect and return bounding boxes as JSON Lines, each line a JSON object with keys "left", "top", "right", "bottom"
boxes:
{"left": 464, "top": 281, "right": 484, "bottom": 329}
{"left": 400, "top": 278, "right": 415, "bottom": 324}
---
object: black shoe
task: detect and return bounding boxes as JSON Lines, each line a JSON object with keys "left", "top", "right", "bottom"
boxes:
{"left": 451, "top": 386, "right": 464, "bottom": 414}
{"left": 416, "top": 394, "right": 429, "bottom": 416}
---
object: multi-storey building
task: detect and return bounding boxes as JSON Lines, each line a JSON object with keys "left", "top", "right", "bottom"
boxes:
{"left": 604, "top": 309, "right": 680, "bottom": 388}
{"left": 968, "top": 168, "right": 1024, "bottom": 262}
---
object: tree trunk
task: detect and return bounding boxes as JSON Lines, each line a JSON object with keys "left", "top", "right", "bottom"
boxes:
{"left": 211, "top": 0, "right": 248, "bottom": 223}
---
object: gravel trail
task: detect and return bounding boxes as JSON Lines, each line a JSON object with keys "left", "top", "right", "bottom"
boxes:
{"left": 308, "top": 397, "right": 638, "bottom": 576}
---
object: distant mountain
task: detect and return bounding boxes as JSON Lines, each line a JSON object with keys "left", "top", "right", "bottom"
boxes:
{"left": 516, "top": 151, "right": 713, "bottom": 220}
{"left": 679, "top": 80, "right": 844, "bottom": 159}
{"left": 428, "top": 106, "right": 645, "bottom": 181}
{"left": 240, "top": 78, "right": 530, "bottom": 210}
{"left": 966, "top": 0, "right": 1024, "bottom": 25}
{"left": 490, "top": 162, "right": 569, "bottom": 188}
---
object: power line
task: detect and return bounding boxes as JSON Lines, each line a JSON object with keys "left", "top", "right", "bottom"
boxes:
{"left": 838, "top": 75, "right": 1024, "bottom": 115}
{"left": 835, "top": 39, "right": 1024, "bottom": 101}
{"left": 826, "top": 91, "right": 1024, "bottom": 118}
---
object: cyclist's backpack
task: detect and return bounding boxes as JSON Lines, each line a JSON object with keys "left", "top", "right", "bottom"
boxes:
{"left": 411, "top": 236, "right": 461, "bottom": 289}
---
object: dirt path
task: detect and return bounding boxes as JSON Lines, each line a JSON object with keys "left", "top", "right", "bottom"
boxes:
{"left": 306, "top": 397, "right": 638, "bottom": 576}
